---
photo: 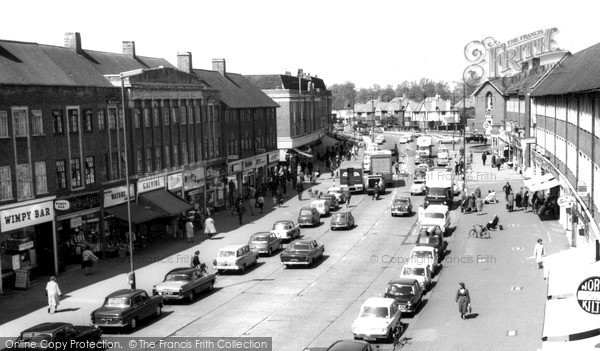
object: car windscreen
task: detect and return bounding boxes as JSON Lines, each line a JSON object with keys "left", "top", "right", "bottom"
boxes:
{"left": 360, "top": 306, "right": 389, "bottom": 318}
{"left": 412, "top": 268, "right": 426, "bottom": 276}
{"left": 424, "top": 212, "right": 445, "bottom": 219}
{"left": 418, "top": 236, "right": 439, "bottom": 245}
{"left": 251, "top": 236, "right": 268, "bottom": 242}
{"left": 386, "top": 284, "right": 414, "bottom": 296}
{"left": 105, "top": 297, "right": 131, "bottom": 308}
{"left": 273, "top": 223, "right": 290, "bottom": 230}
{"left": 300, "top": 209, "right": 313, "bottom": 215}
{"left": 412, "top": 251, "right": 433, "bottom": 259}
{"left": 368, "top": 179, "right": 380, "bottom": 187}
{"left": 165, "top": 274, "right": 190, "bottom": 282}
{"left": 428, "top": 188, "right": 447, "bottom": 196}
{"left": 218, "top": 250, "right": 236, "bottom": 257}
{"left": 19, "top": 333, "right": 52, "bottom": 343}
{"left": 395, "top": 199, "right": 409, "bottom": 205}
{"left": 288, "top": 243, "right": 310, "bottom": 251}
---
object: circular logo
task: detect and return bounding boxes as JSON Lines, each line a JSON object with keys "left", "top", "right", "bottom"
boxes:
{"left": 557, "top": 195, "right": 576, "bottom": 208}
{"left": 577, "top": 276, "right": 600, "bottom": 314}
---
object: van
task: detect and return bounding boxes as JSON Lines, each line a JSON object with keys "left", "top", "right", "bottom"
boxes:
{"left": 366, "top": 175, "right": 385, "bottom": 195}
{"left": 418, "top": 204, "right": 450, "bottom": 234}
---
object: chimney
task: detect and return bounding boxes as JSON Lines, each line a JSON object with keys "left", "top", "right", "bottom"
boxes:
{"left": 122, "top": 41, "right": 136, "bottom": 59}
{"left": 177, "top": 52, "right": 193, "bottom": 73}
{"left": 531, "top": 57, "right": 541, "bottom": 71}
{"left": 64, "top": 32, "right": 82, "bottom": 53}
{"left": 212, "top": 58, "right": 226, "bottom": 76}
{"left": 284, "top": 71, "right": 292, "bottom": 76}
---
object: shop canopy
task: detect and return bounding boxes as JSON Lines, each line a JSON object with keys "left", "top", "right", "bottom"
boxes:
{"left": 105, "top": 202, "right": 166, "bottom": 224}
{"left": 528, "top": 179, "right": 560, "bottom": 192}
{"left": 292, "top": 147, "right": 314, "bottom": 158}
{"left": 523, "top": 173, "right": 555, "bottom": 189}
{"left": 138, "top": 189, "right": 193, "bottom": 216}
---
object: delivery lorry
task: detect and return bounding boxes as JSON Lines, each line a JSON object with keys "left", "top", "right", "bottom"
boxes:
{"left": 416, "top": 135, "right": 433, "bottom": 158}
{"left": 339, "top": 161, "right": 365, "bottom": 193}
{"left": 424, "top": 168, "right": 455, "bottom": 208}
{"left": 369, "top": 150, "right": 393, "bottom": 185}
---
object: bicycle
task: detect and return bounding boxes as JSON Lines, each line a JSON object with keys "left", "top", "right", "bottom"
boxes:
{"left": 468, "top": 224, "right": 491, "bottom": 239}
{"left": 392, "top": 323, "right": 409, "bottom": 350}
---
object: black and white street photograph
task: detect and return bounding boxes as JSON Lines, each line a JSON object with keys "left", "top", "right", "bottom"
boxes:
{"left": 1, "top": 1, "right": 599, "bottom": 350}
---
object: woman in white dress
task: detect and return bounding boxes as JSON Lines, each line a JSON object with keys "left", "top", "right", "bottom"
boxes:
{"left": 45, "top": 276, "right": 62, "bottom": 314}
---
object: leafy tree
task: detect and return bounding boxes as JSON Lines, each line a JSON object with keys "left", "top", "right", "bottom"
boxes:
{"left": 330, "top": 81, "right": 356, "bottom": 110}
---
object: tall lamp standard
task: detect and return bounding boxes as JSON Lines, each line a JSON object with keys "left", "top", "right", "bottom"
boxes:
{"left": 462, "top": 78, "right": 467, "bottom": 194}
{"left": 120, "top": 68, "right": 143, "bottom": 289}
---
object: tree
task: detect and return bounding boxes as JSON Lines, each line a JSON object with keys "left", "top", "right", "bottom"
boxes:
{"left": 330, "top": 81, "right": 356, "bottom": 110}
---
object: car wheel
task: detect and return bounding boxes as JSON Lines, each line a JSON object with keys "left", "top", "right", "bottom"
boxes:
{"left": 268, "top": 248, "right": 273, "bottom": 256}
{"left": 130, "top": 318, "right": 138, "bottom": 330}
{"left": 188, "top": 291, "right": 195, "bottom": 303}
{"left": 309, "top": 258, "right": 314, "bottom": 267}
{"left": 241, "top": 264, "right": 246, "bottom": 273}
{"left": 155, "top": 305, "right": 162, "bottom": 317}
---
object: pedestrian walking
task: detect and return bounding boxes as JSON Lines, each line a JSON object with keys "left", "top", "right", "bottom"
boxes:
{"left": 191, "top": 250, "right": 200, "bottom": 268}
{"left": 344, "top": 188, "right": 352, "bottom": 208}
{"left": 297, "top": 182, "right": 304, "bottom": 201}
{"left": 45, "top": 276, "right": 62, "bottom": 314}
{"left": 257, "top": 194, "right": 265, "bottom": 214}
{"left": 81, "top": 246, "right": 99, "bottom": 276}
{"left": 496, "top": 159, "right": 501, "bottom": 171}
{"left": 468, "top": 151, "right": 473, "bottom": 164}
{"left": 515, "top": 189, "right": 523, "bottom": 210}
{"left": 185, "top": 218, "right": 195, "bottom": 243}
{"left": 236, "top": 198, "right": 245, "bottom": 225}
{"left": 249, "top": 196, "right": 257, "bottom": 216}
{"left": 507, "top": 191, "right": 515, "bottom": 212}
{"left": 204, "top": 216, "right": 216, "bottom": 239}
{"left": 482, "top": 152, "right": 487, "bottom": 166}
{"left": 476, "top": 197, "right": 484, "bottom": 214}
{"left": 491, "top": 154, "right": 496, "bottom": 168}
{"left": 455, "top": 282, "right": 471, "bottom": 320}
{"left": 502, "top": 182, "right": 512, "bottom": 201}
{"left": 474, "top": 186, "right": 481, "bottom": 199}
{"left": 534, "top": 239, "right": 545, "bottom": 269}
{"left": 522, "top": 191, "right": 529, "bottom": 212}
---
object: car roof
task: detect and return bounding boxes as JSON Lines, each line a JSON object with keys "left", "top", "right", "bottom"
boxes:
{"left": 395, "top": 197, "right": 410, "bottom": 201}
{"left": 424, "top": 204, "right": 449, "bottom": 213}
{"left": 273, "top": 220, "right": 293, "bottom": 224}
{"left": 22, "top": 323, "right": 72, "bottom": 333}
{"left": 311, "top": 200, "right": 327, "bottom": 205}
{"left": 332, "top": 211, "right": 352, "bottom": 216}
{"left": 106, "top": 289, "right": 145, "bottom": 298}
{"left": 412, "top": 245, "right": 435, "bottom": 252}
{"left": 292, "top": 239, "right": 316, "bottom": 244}
{"left": 166, "top": 267, "right": 198, "bottom": 275}
{"left": 389, "top": 278, "right": 418, "bottom": 285}
{"left": 327, "top": 340, "right": 370, "bottom": 351}
{"left": 300, "top": 206, "right": 316, "bottom": 210}
{"left": 362, "top": 297, "right": 395, "bottom": 307}
{"left": 219, "top": 244, "right": 248, "bottom": 250}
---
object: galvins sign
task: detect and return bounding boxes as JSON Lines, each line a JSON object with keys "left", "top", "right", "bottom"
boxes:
{"left": 1, "top": 201, "right": 55, "bottom": 232}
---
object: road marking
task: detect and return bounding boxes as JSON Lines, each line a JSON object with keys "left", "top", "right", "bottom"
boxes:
{"left": 512, "top": 247, "right": 524, "bottom": 251}
{"left": 340, "top": 256, "right": 346, "bottom": 261}
{"left": 546, "top": 231, "right": 552, "bottom": 243}
{"left": 511, "top": 286, "right": 523, "bottom": 291}
{"left": 375, "top": 221, "right": 379, "bottom": 226}
{"left": 507, "top": 330, "right": 518, "bottom": 337}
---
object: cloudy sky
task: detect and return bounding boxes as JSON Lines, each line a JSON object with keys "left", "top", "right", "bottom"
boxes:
{"left": 2, "top": 0, "right": 598, "bottom": 88}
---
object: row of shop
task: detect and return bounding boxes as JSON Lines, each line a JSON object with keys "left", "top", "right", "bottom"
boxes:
{"left": 0, "top": 150, "right": 280, "bottom": 294}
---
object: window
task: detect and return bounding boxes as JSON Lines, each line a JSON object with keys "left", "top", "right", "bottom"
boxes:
{"left": 56, "top": 160, "right": 67, "bottom": 189}
{"left": 0, "top": 166, "right": 12, "bottom": 200}
{"left": 108, "top": 108, "right": 117, "bottom": 130}
{"left": 97, "top": 110, "right": 106, "bottom": 131}
{"left": 84, "top": 157, "right": 95, "bottom": 185}
{"left": 197, "top": 140, "right": 202, "bottom": 161}
{"left": 164, "top": 146, "right": 171, "bottom": 168}
{"left": 0, "top": 111, "right": 7, "bottom": 137}
{"left": 155, "top": 147, "right": 162, "bottom": 170}
{"left": 180, "top": 105, "right": 187, "bottom": 124}
{"left": 189, "top": 105, "right": 195, "bottom": 124}
{"left": 70, "top": 158, "right": 82, "bottom": 188}
{"left": 153, "top": 106, "right": 160, "bottom": 127}
{"left": 173, "top": 144, "right": 179, "bottom": 166}
{"left": 215, "top": 138, "right": 220, "bottom": 157}
{"left": 146, "top": 148, "right": 153, "bottom": 173}
{"left": 143, "top": 108, "right": 151, "bottom": 128}
{"left": 82, "top": 109, "right": 92, "bottom": 132}
{"left": 162, "top": 106, "right": 170, "bottom": 125}
{"left": 134, "top": 109, "right": 142, "bottom": 129}
{"left": 118, "top": 109, "right": 124, "bottom": 130}
{"left": 190, "top": 140, "right": 195, "bottom": 162}
{"left": 209, "top": 104, "right": 214, "bottom": 122}
{"left": 203, "top": 139, "right": 209, "bottom": 159}
{"left": 181, "top": 142, "right": 188, "bottom": 164}
{"left": 171, "top": 106, "right": 178, "bottom": 124}
{"left": 67, "top": 109, "right": 79, "bottom": 133}
{"left": 136, "top": 149, "right": 143, "bottom": 174}
{"left": 35, "top": 162, "right": 48, "bottom": 194}
{"left": 31, "top": 110, "right": 44, "bottom": 135}
{"left": 101, "top": 154, "right": 109, "bottom": 182}
{"left": 13, "top": 108, "right": 28, "bottom": 137}
{"left": 16, "top": 164, "right": 33, "bottom": 199}
{"left": 486, "top": 92, "right": 493, "bottom": 110}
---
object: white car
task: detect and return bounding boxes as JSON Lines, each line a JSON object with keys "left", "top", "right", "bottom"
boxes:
{"left": 310, "top": 199, "right": 330, "bottom": 216}
{"left": 327, "top": 186, "right": 346, "bottom": 204}
{"left": 352, "top": 297, "right": 402, "bottom": 342}
{"left": 437, "top": 136, "right": 460, "bottom": 144}
{"left": 400, "top": 263, "right": 432, "bottom": 292}
{"left": 270, "top": 220, "right": 300, "bottom": 241}
{"left": 409, "top": 246, "right": 439, "bottom": 275}
{"left": 213, "top": 244, "right": 259, "bottom": 274}
{"left": 419, "top": 204, "right": 450, "bottom": 234}
{"left": 411, "top": 179, "right": 426, "bottom": 195}
{"left": 398, "top": 135, "right": 410, "bottom": 144}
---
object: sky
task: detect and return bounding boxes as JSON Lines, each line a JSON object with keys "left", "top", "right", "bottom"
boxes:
{"left": 2, "top": 0, "right": 599, "bottom": 89}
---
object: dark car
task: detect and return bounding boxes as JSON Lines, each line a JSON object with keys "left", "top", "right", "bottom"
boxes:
{"left": 384, "top": 278, "right": 424, "bottom": 316}
{"left": 416, "top": 227, "right": 445, "bottom": 256}
{"left": 319, "top": 194, "right": 340, "bottom": 211}
{"left": 4, "top": 323, "right": 102, "bottom": 350}
{"left": 91, "top": 289, "right": 163, "bottom": 330}
{"left": 391, "top": 197, "right": 413, "bottom": 217}
{"left": 330, "top": 211, "right": 355, "bottom": 230}
{"left": 298, "top": 207, "right": 321, "bottom": 227}
{"left": 326, "top": 340, "right": 373, "bottom": 351}
{"left": 280, "top": 239, "right": 325, "bottom": 267}
{"left": 152, "top": 267, "right": 216, "bottom": 303}
{"left": 466, "top": 133, "right": 487, "bottom": 143}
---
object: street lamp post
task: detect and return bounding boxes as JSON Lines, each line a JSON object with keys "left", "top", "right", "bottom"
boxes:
{"left": 120, "top": 69, "right": 143, "bottom": 289}
{"left": 462, "top": 79, "right": 467, "bottom": 195}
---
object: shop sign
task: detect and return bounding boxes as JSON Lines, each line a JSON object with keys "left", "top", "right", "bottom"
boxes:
{"left": 255, "top": 155, "right": 267, "bottom": 167}
{"left": 103, "top": 185, "right": 135, "bottom": 208}
{"left": 54, "top": 200, "right": 70, "bottom": 211}
{"left": 1, "top": 201, "right": 55, "bottom": 233}
{"left": 256, "top": 148, "right": 266, "bottom": 154}
{"left": 137, "top": 176, "right": 165, "bottom": 194}
{"left": 268, "top": 152, "right": 279, "bottom": 164}
{"left": 183, "top": 167, "right": 205, "bottom": 191}
{"left": 577, "top": 276, "right": 600, "bottom": 314}
{"left": 206, "top": 167, "right": 221, "bottom": 178}
{"left": 557, "top": 195, "right": 576, "bottom": 208}
{"left": 167, "top": 173, "right": 183, "bottom": 190}
{"left": 70, "top": 216, "right": 82, "bottom": 228}
{"left": 577, "top": 181, "right": 588, "bottom": 197}
{"left": 18, "top": 241, "right": 34, "bottom": 251}
{"left": 229, "top": 161, "right": 242, "bottom": 174}
{"left": 227, "top": 155, "right": 239, "bottom": 160}
{"left": 243, "top": 159, "right": 255, "bottom": 171}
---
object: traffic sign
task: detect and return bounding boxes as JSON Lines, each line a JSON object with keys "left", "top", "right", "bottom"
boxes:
{"left": 482, "top": 122, "right": 491, "bottom": 129}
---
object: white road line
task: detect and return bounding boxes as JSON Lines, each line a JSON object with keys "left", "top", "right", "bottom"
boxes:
{"left": 547, "top": 231, "right": 552, "bottom": 242}
{"left": 361, "top": 236, "right": 366, "bottom": 240}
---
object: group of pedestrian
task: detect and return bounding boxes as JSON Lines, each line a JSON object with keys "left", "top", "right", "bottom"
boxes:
{"left": 502, "top": 182, "right": 531, "bottom": 212}
{"left": 461, "top": 186, "right": 484, "bottom": 214}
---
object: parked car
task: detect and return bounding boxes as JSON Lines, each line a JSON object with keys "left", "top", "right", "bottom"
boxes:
{"left": 409, "top": 246, "right": 440, "bottom": 275}
{"left": 280, "top": 239, "right": 325, "bottom": 267}
{"left": 330, "top": 211, "right": 355, "bottom": 230}
{"left": 466, "top": 133, "right": 487, "bottom": 143}
{"left": 319, "top": 193, "right": 340, "bottom": 211}
{"left": 152, "top": 266, "right": 216, "bottom": 302}
{"left": 384, "top": 278, "right": 424, "bottom": 316}
{"left": 325, "top": 340, "right": 373, "bottom": 351}
{"left": 271, "top": 220, "right": 300, "bottom": 241}
{"left": 416, "top": 227, "right": 445, "bottom": 256}
{"left": 311, "top": 199, "right": 331, "bottom": 216}
{"left": 327, "top": 186, "right": 346, "bottom": 204}
{"left": 248, "top": 232, "right": 282, "bottom": 256}
{"left": 400, "top": 263, "right": 432, "bottom": 292}
{"left": 91, "top": 289, "right": 163, "bottom": 330}
{"left": 391, "top": 197, "right": 413, "bottom": 216}
{"left": 298, "top": 207, "right": 321, "bottom": 227}
{"left": 411, "top": 179, "right": 426, "bottom": 195}
{"left": 418, "top": 204, "right": 451, "bottom": 234}
{"left": 437, "top": 135, "right": 461, "bottom": 144}
{"left": 418, "top": 158, "right": 435, "bottom": 169}
{"left": 351, "top": 297, "right": 402, "bottom": 342}
{"left": 213, "top": 244, "right": 259, "bottom": 274}
{"left": 5, "top": 323, "right": 102, "bottom": 350}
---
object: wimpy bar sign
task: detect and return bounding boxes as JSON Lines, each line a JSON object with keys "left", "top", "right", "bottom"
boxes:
{"left": 1, "top": 201, "right": 54, "bottom": 232}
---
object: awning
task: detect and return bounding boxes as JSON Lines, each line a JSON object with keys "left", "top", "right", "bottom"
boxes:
{"left": 545, "top": 247, "right": 597, "bottom": 298}
{"left": 104, "top": 202, "right": 166, "bottom": 224}
{"left": 138, "top": 189, "right": 193, "bottom": 216}
{"left": 292, "top": 147, "right": 314, "bottom": 158}
{"left": 524, "top": 173, "right": 555, "bottom": 188}
{"left": 529, "top": 178, "right": 560, "bottom": 192}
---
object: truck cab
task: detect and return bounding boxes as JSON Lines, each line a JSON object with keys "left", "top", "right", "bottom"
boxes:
{"left": 424, "top": 168, "right": 455, "bottom": 208}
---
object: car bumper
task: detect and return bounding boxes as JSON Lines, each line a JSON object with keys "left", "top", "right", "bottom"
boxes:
{"left": 281, "top": 261, "right": 310, "bottom": 265}
{"left": 156, "top": 293, "right": 185, "bottom": 300}
{"left": 353, "top": 332, "right": 388, "bottom": 341}
{"left": 399, "top": 304, "right": 416, "bottom": 313}
{"left": 93, "top": 320, "right": 127, "bottom": 328}
{"left": 214, "top": 265, "right": 242, "bottom": 271}
{"left": 392, "top": 209, "right": 410, "bottom": 215}
{"left": 331, "top": 223, "right": 350, "bottom": 228}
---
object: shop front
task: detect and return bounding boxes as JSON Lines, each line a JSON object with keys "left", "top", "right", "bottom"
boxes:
{"left": 267, "top": 151, "right": 280, "bottom": 180}
{"left": 205, "top": 165, "right": 226, "bottom": 211}
{"left": 227, "top": 160, "right": 243, "bottom": 206}
{"left": 242, "top": 158, "right": 256, "bottom": 188}
{"left": 55, "top": 191, "right": 102, "bottom": 273}
{"left": 167, "top": 172, "right": 183, "bottom": 198}
{"left": 183, "top": 167, "right": 206, "bottom": 210}
{"left": 255, "top": 154, "right": 268, "bottom": 187}
{"left": 0, "top": 196, "right": 56, "bottom": 293}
